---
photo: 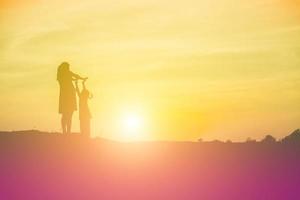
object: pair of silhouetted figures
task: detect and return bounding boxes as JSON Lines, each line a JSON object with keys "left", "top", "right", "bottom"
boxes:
{"left": 57, "top": 62, "right": 92, "bottom": 137}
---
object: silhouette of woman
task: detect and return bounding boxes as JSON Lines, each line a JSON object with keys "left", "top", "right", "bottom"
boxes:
{"left": 57, "top": 62, "right": 87, "bottom": 134}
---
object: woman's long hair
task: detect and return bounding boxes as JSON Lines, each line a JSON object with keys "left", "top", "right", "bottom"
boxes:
{"left": 57, "top": 62, "right": 70, "bottom": 82}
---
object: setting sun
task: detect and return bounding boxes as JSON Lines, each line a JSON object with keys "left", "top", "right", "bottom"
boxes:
{"left": 121, "top": 112, "right": 144, "bottom": 141}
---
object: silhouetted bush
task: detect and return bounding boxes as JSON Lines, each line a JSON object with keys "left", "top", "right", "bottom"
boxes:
{"left": 226, "top": 140, "right": 232, "bottom": 144}
{"left": 261, "top": 135, "right": 276, "bottom": 144}
{"left": 198, "top": 138, "right": 203, "bottom": 143}
{"left": 246, "top": 137, "right": 256, "bottom": 143}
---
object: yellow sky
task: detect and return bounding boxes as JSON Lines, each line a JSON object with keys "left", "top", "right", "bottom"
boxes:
{"left": 0, "top": 0, "right": 299, "bottom": 141}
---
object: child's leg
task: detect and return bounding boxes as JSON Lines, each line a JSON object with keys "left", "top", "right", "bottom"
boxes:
{"left": 80, "top": 119, "right": 84, "bottom": 135}
{"left": 80, "top": 119, "right": 90, "bottom": 137}
{"left": 86, "top": 119, "right": 91, "bottom": 137}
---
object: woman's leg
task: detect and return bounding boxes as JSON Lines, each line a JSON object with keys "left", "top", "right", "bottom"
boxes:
{"left": 66, "top": 112, "right": 73, "bottom": 134}
{"left": 61, "top": 114, "right": 67, "bottom": 134}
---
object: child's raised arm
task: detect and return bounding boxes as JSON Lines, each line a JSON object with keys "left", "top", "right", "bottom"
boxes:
{"left": 75, "top": 80, "right": 80, "bottom": 96}
{"left": 82, "top": 79, "right": 87, "bottom": 90}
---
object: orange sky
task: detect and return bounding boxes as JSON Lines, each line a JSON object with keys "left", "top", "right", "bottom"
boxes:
{"left": 0, "top": 0, "right": 299, "bottom": 141}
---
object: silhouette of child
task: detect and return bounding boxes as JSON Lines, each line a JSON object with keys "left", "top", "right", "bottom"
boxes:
{"left": 75, "top": 80, "right": 92, "bottom": 137}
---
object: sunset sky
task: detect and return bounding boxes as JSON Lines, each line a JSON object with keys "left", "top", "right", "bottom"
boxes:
{"left": 0, "top": 0, "right": 299, "bottom": 141}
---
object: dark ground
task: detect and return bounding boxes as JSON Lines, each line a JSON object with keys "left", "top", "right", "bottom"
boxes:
{"left": 0, "top": 131, "right": 299, "bottom": 200}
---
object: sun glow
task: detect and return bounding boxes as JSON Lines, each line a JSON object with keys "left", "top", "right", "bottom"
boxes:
{"left": 121, "top": 112, "right": 144, "bottom": 141}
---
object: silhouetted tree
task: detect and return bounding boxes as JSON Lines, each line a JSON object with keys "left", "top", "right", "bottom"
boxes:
{"left": 281, "top": 129, "right": 300, "bottom": 144}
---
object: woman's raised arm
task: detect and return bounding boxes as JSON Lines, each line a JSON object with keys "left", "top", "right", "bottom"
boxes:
{"left": 71, "top": 71, "right": 88, "bottom": 81}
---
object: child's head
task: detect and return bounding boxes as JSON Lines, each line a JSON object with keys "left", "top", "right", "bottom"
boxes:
{"left": 81, "top": 79, "right": 92, "bottom": 99}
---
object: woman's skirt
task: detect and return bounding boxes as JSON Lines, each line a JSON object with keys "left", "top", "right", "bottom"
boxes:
{"left": 59, "top": 84, "right": 77, "bottom": 114}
